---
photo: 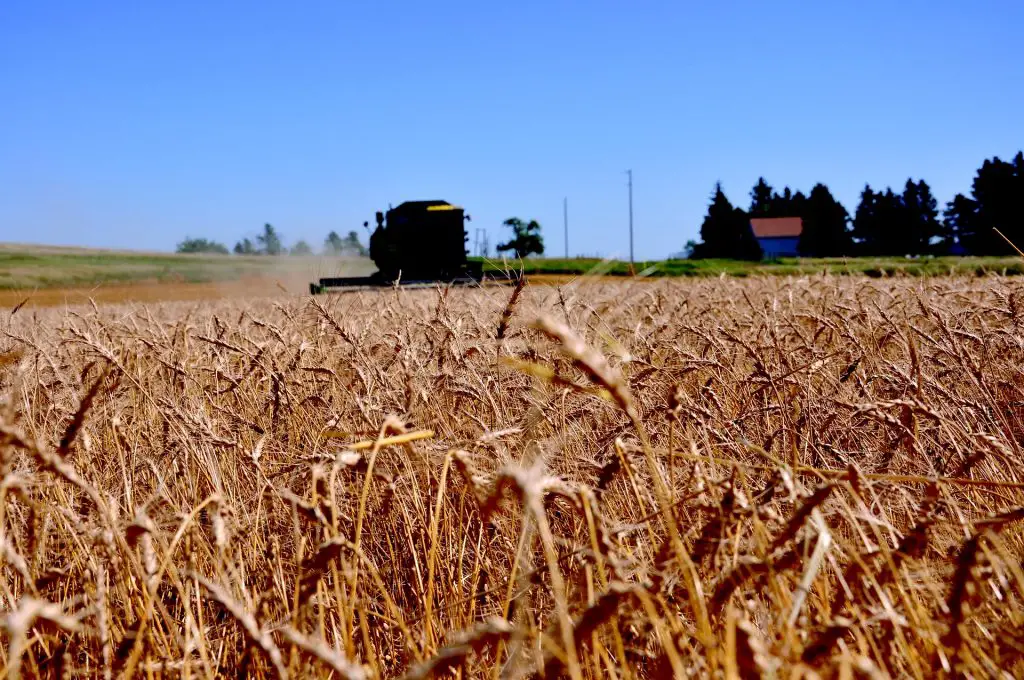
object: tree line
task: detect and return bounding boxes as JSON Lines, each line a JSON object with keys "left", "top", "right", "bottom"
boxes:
{"left": 176, "top": 224, "right": 368, "bottom": 257}
{"left": 687, "top": 150, "right": 1024, "bottom": 260}
{"left": 178, "top": 217, "right": 548, "bottom": 260}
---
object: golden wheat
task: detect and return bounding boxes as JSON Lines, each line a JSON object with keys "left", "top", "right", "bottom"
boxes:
{"left": 1, "top": 274, "right": 1023, "bottom": 678}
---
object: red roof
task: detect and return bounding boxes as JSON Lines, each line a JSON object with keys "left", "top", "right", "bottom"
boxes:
{"left": 750, "top": 217, "right": 802, "bottom": 238}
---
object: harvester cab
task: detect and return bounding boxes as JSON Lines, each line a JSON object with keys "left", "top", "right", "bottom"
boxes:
{"left": 310, "top": 200, "right": 509, "bottom": 294}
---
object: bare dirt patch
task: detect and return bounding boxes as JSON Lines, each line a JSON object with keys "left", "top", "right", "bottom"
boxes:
{"left": 0, "top": 273, "right": 321, "bottom": 309}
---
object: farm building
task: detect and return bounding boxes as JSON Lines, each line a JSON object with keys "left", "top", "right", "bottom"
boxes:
{"left": 750, "top": 217, "right": 802, "bottom": 258}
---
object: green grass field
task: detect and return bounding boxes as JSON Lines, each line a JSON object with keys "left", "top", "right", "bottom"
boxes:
{"left": 475, "top": 254, "right": 1024, "bottom": 278}
{"left": 1, "top": 243, "right": 1022, "bottom": 291}
{"left": 0, "top": 243, "right": 375, "bottom": 290}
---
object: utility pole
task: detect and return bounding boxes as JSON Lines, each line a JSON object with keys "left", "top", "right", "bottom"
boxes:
{"left": 563, "top": 197, "right": 569, "bottom": 259}
{"left": 626, "top": 169, "right": 634, "bottom": 270}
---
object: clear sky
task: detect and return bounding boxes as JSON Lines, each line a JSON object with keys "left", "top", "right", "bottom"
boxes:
{"left": 1, "top": 1, "right": 1021, "bottom": 260}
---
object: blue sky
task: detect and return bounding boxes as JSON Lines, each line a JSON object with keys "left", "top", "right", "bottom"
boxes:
{"left": 1, "top": 1, "right": 1021, "bottom": 260}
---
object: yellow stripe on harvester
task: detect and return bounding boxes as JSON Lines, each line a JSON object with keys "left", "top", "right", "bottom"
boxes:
{"left": 426, "top": 205, "right": 460, "bottom": 211}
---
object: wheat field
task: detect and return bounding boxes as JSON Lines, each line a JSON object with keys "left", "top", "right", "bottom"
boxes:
{"left": 1, "top": 275, "right": 1023, "bottom": 678}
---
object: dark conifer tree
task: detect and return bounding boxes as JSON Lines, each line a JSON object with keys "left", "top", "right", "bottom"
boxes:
{"left": 690, "top": 183, "right": 762, "bottom": 260}
{"left": 853, "top": 185, "right": 887, "bottom": 255}
{"left": 770, "top": 187, "right": 796, "bottom": 217}
{"left": 944, "top": 153, "right": 1024, "bottom": 254}
{"left": 749, "top": 177, "right": 775, "bottom": 216}
{"left": 899, "top": 179, "right": 942, "bottom": 254}
{"left": 799, "top": 183, "right": 852, "bottom": 256}
{"left": 942, "top": 194, "right": 976, "bottom": 253}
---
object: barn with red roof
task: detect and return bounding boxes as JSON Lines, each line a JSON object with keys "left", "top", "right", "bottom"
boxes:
{"left": 750, "top": 217, "right": 802, "bottom": 258}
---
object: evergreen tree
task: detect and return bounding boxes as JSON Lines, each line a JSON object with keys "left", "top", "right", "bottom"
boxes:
{"left": 943, "top": 152, "right": 1024, "bottom": 254}
{"left": 790, "top": 190, "right": 808, "bottom": 219}
{"left": 798, "top": 183, "right": 852, "bottom": 256}
{"left": 853, "top": 185, "right": 901, "bottom": 255}
{"left": 690, "top": 183, "right": 762, "bottom": 260}
{"left": 768, "top": 187, "right": 796, "bottom": 217}
{"left": 889, "top": 182, "right": 919, "bottom": 255}
{"left": 749, "top": 177, "right": 775, "bottom": 216}
{"left": 941, "top": 195, "right": 968, "bottom": 253}
{"left": 942, "top": 193, "right": 978, "bottom": 253}
{"left": 876, "top": 188, "right": 905, "bottom": 255}
{"left": 691, "top": 183, "right": 733, "bottom": 258}
{"left": 900, "top": 179, "right": 942, "bottom": 254}
{"left": 852, "top": 185, "right": 882, "bottom": 255}
{"left": 853, "top": 183, "right": 936, "bottom": 256}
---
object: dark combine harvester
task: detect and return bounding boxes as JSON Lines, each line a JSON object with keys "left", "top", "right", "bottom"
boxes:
{"left": 309, "top": 200, "right": 517, "bottom": 294}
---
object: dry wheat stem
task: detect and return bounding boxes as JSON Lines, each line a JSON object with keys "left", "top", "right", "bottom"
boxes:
{"left": 0, "top": 275, "right": 1022, "bottom": 678}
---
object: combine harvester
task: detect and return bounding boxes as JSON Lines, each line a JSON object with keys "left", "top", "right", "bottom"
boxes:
{"left": 309, "top": 200, "right": 519, "bottom": 294}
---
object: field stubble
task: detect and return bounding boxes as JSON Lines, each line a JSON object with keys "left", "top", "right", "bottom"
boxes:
{"left": 1, "top": 275, "right": 1023, "bottom": 678}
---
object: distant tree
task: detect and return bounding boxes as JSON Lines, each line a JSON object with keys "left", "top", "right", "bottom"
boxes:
{"left": 324, "top": 230, "right": 367, "bottom": 256}
{"left": 852, "top": 179, "right": 943, "bottom": 256}
{"left": 852, "top": 185, "right": 895, "bottom": 255}
{"left": 942, "top": 193, "right": 978, "bottom": 253}
{"left": 798, "top": 183, "right": 852, "bottom": 256}
{"left": 233, "top": 238, "right": 257, "bottom": 255}
{"left": 691, "top": 184, "right": 733, "bottom": 258}
{"left": 880, "top": 188, "right": 906, "bottom": 254}
{"left": 176, "top": 237, "right": 229, "bottom": 255}
{"left": 290, "top": 240, "right": 313, "bottom": 256}
{"left": 747, "top": 182, "right": 809, "bottom": 220}
{"left": 496, "top": 218, "right": 544, "bottom": 258}
{"left": 749, "top": 177, "right": 775, "bottom": 216}
{"left": 767, "top": 187, "right": 803, "bottom": 218}
{"left": 324, "top": 231, "right": 345, "bottom": 254}
{"left": 773, "top": 187, "right": 795, "bottom": 216}
{"left": 943, "top": 152, "right": 1024, "bottom": 254}
{"left": 790, "top": 190, "right": 808, "bottom": 219}
{"left": 690, "top": 183, "right": 762, "bottom": 260}
{"left": 901, "top": 179, "right": 942, "bottom": 254}
{"left": 858, "top": 184, "right": 923, "bottom": 256}
{"left": 852, "top": 185, "right": 881, "bottom": 255}
{"left": 734, "top": 151, "right": 1024, "bottom": 258}
{"left": 679, "top": 240, "right": 699, "bottom": 259}
{"left": 343, "top": 230, "right": 367, "bottom": 256}
{"left": 256, "top": 223, "right": 283, "bottom": 255}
